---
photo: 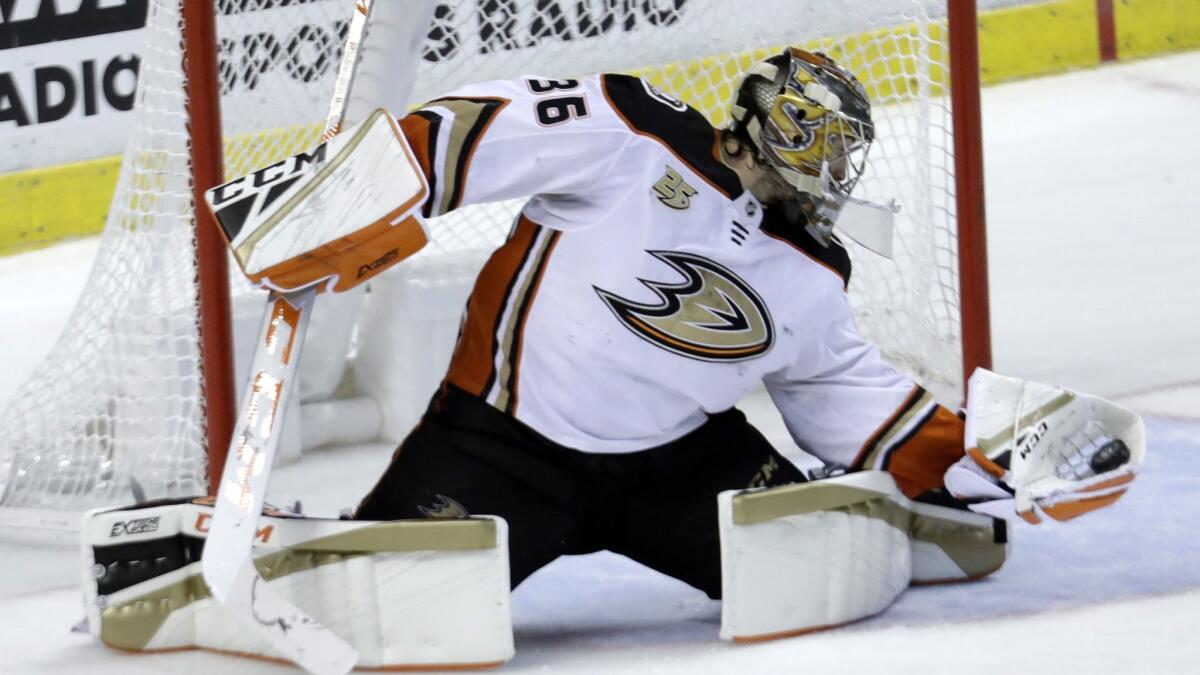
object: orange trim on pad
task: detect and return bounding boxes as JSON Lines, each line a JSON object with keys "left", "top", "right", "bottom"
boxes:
{"left": 244, "top": 112, "right": 430, "bottom": 294}
{"left": 1044, "top": 488, "right": 1129, "bottom": 522}
{"left": 966, "top": 447, "right": 1008, "bottom": 479}
{"left": 732, "top": 609, "right": 882, "bottom": 644}
{"left": 105, "top": 642, "right": 505, "bottom": 671}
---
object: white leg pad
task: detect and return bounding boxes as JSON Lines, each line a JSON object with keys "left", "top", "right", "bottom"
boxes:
{"left": 718, "top": 471, "right": 1008, "bottom": 642}
{"left": 82, "top": 502, "right": 513, "bottom": 669}
{"left": 909, "top": 500, "right": 1009, "bottom": 585}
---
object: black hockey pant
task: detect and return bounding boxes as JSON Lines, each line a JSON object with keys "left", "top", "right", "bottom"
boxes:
{"left": 354, "top": 384, "right": 807, "bottom": 599}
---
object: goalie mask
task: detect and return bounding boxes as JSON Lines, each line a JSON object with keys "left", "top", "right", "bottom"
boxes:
{"left": 730, "top": 48, "right": 896, "bottom": 250}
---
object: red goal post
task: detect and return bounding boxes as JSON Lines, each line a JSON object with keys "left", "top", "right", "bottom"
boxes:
{"left": 181, "top": 0, "right": 236, "bottom": 498}
{"left": 0, "top": 0, "right": 990, "bottom": 523}
{"left": 948, "top": 0, "right": 993, "bottom": 390}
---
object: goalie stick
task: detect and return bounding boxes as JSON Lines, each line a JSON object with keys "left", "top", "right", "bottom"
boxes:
{"left": 200, "top": 2, "right": 376, "bottom": 673}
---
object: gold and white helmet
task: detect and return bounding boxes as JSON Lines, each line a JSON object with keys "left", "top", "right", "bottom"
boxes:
{"left": 730, "top": 48, "right": 886, "bottom": 239}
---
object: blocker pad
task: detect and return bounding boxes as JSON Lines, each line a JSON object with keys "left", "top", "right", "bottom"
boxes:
{"left": 204, "top": 108, "right": 430, "bottom": 294}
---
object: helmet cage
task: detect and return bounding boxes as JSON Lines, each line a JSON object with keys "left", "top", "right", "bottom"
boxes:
{"left": 732, "top": 49, "right": 877, "bottom": 228}
{"left": 759, "top": 105, "right": 873, "bottom": 204}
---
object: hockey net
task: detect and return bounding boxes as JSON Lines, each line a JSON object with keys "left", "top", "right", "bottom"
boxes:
{"left": 0, "top": 0, "right": 982, "bottom": 523}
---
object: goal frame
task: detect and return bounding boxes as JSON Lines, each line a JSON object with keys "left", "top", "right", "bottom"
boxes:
{"left": 948, "top": 0, "right": 993, "bottom": 393}
{"left": 181, "top": 0, "right": 237, "bottom": 498}
{"left": 179, "top": 0, "right": 992, "bottom": 495}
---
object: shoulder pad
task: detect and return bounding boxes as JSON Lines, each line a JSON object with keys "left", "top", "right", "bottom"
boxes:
{"left": 760, "top": 204, "right": 852, "bottom": 288}
{"left": 601, "top": 74, "right": 742, "bottom": 199}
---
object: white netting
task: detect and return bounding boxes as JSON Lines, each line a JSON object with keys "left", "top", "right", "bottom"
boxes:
{"left": 0, "top": 0, "right": 206, "bottom": 515}
{"left": 0, "top": 0, "right": 965, "bottom": 519}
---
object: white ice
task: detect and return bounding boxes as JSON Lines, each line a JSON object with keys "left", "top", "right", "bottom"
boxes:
{"left": 2, "top": 52, "right": 1200, "bottom": 673}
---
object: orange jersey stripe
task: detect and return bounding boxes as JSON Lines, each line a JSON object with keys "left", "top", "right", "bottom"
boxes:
{"left": 851, "top": 386, "right": 924, "bottom": 469}
{"left": 881, "top": 405, "right": 966, "bottom": 498}
{"left": 446, "top": 216, "right": 541, "bottom": 397}
{"left": 505, "top": 230, "right": 562, "bottom": 414}
{"left": 398, "top": 113, "right": 434, "bottom": 176}
{"left": 398, "top": 111, "right": 439, "bottom": 218}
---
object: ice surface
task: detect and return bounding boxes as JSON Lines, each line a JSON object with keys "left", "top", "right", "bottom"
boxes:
{"left": 2, "top": 52, "right": 1199, "bottom": 673}
{"left": 982, "top": 54, "right": 1200, "bottom": 416}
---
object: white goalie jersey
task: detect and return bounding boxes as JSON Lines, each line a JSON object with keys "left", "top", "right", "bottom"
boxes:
{"left": 398, "top": 74, "right": 965, "bottom": 495}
